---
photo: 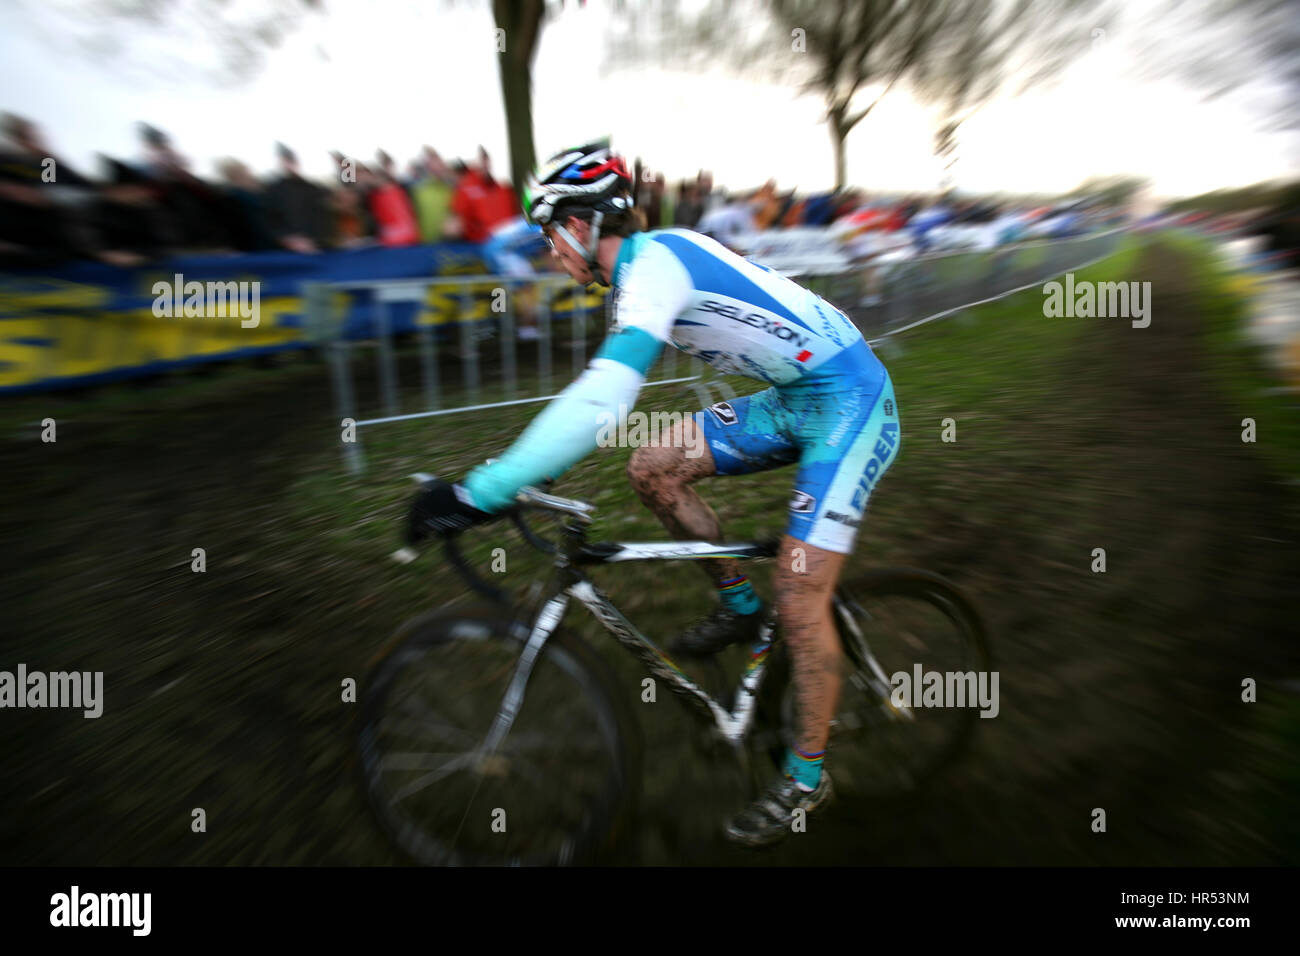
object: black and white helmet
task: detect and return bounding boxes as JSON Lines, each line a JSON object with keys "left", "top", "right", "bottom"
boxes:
{"left": 524, "top": 138, "right": 635, "bottom": 227}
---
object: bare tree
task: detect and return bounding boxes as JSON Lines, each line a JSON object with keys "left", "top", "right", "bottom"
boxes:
{"left": 1137, "top": 0, "right": 1300, "bottom": 132}
{"left": 910, "top": 0, "right": 1107, "bottom": 189}
{"left": 609, "top": 0, "right": 953, "bottom": 188}
{"left": 776, "top": 0, "right": 954, "bottom": 189}
{"left": 42, "top": 0, "right": 325, "bottom": 88}
{"left": 609, "top": 0, "right": 1105, "bottom": 189}
{"left": 492, "top": 0, "right": 547, "bottom": 200}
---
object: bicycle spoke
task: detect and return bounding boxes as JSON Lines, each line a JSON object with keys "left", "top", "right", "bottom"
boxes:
{"left": 387, "top": 751, "right": 480, "bottom": 804}
{"left": 360, "top": 612, "right": 632, "bottom": 866}
{"left": 382, "top": 711, "right": 480, "bottom": 748}
{"left": 817, "top": 575, "right": 989, "bottom": 798}
{"left": 899, "top": 627, "right": 928, "bottom": 654}
{"left": 377, "top": 752, "right": 472, "bottom": 771}
{"left": 394, "top": 690, "right": 482, "bottom": 734}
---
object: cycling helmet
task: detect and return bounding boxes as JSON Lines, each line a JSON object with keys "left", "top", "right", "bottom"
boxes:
{"left": 524, "top": 139, "right": 634, "bottom": 274}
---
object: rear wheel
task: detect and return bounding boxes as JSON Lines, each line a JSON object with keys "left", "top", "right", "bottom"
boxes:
{"left": 358, "top": 607, "right": 640, "bottom": 865}
{"left": 765, "top": 568, "right": 991, "bottom": 798}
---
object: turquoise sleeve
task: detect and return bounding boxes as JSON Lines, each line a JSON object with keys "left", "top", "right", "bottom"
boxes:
{"left": 594, "top": 325, "right": 664, "bottom": 375}
{"left": 461, "top": 328, "right": 665, "bottom": 512}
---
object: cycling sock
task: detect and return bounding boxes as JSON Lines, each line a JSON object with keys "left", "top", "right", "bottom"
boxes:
{"left": 717, "top": 575, "right": 761, "bottom": 615}
{"left": 782, "top": 746, "right": 824, "bottom": 791}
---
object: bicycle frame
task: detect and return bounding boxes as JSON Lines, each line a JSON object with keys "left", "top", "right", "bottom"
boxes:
{"left": 429, "top": 479, "right": 908, "bottom": 768}
{"left": 482, "top": 526, "right": 783, "bottom": 758}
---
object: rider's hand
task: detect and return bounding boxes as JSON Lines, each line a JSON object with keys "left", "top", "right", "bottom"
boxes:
{"left": 405, "top": 479, "right": 496, "bottom": 544}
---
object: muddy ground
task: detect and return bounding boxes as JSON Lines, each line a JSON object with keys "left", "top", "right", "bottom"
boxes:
{"left": 1, "top": 236, "right": 1296, "bottom": 865}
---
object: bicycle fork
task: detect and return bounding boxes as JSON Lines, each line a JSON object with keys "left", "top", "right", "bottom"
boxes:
{"left": 477, "top": 592, "right": 569, "bottom": 759}
{"left": 833, "top": 593, "right": 915, "bottom": 723}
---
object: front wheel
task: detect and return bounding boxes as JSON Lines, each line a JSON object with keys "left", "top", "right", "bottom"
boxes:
{"left": 358, "top": 607, "right": 640, "bottom": 865}
{"left": 767, "top": 568, "right": 991, "bottom": 798}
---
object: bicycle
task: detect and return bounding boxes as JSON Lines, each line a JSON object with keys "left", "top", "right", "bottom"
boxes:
{"left": 358, "top": 476, "right": 992, "bottom": 865}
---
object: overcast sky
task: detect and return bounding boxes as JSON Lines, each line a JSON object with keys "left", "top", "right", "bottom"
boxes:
{"left": 1, "top": 0, "right": 1296, "bottom": 199}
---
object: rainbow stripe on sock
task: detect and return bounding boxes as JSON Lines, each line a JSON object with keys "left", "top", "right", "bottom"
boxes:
{"left": 783, "top": 746, "right": 825, "bottom": 788}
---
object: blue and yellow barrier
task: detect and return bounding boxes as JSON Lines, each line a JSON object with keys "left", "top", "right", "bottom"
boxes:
{"left": 0, "top": 243, "right": 605, "bottom": 394}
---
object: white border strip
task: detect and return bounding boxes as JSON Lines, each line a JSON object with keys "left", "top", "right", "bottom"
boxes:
{"left": 353, "top": 374, "right": 701, "bottom": 427}
{"left": 353, "top": 231, "right": 1129, "bottom": 425}
{"left": 865, "top": 235, "right": 1128, "bottom": 346}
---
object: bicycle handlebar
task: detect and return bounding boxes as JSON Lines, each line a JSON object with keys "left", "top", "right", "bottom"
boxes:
{"left": 514, "top": 485, "right": 596, "bottom": 524}
{"left": 440, "top": 488, "right": 584, "bottom": 600}
{"left": 442, "top": 533, "right": 509, "bottom": 603}
{"left": 509, "top": 508, "right": 557, "bottom": 554}
{"left": 395, "top": 474, "right": 594, "bottom": 600}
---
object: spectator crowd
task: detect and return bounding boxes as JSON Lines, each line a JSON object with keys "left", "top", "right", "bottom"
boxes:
{"left": 0, "top": 112, "right": 1144, "bottom": 273}
{"left": 0, "top": 116, "right": 550, "bottom": 269}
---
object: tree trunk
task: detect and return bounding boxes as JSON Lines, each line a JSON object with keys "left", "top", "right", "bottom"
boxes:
{"left": 830, "top": 117, "right": 848, "bottom": 191}
{"left": 498, "top": 55, "right": 535, "bottom": 202}
{"left": 494, "top": 0, "right": 544, "bottom": 206}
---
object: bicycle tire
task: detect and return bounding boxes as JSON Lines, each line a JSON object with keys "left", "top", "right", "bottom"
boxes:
{"left": 759, "top": 568, "right": 991, "bottom": 798}
{"left": 358, "top": 606, "right": 641, "bottom": 865}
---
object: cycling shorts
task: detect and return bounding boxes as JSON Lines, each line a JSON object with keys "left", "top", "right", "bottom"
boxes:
{"left": 692, "top": 338, "right": 900, "bottom": 553}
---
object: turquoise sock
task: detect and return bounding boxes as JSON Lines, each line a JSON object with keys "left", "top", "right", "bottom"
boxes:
{"left": 782, "top": 746, "right": 824, "bottom": 791}
{"left": 718, "top": 575, "right": 761, "bottom": 615}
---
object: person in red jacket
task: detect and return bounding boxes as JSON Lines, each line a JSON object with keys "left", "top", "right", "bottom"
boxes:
{"left": 362, "top": 160, "right": 420, "bottom": 247}
{"left": 452, "top": 148, "right": 546, "bottom": 338}
{"left": 451, "top": 149, "right": 519, "bottom": 242}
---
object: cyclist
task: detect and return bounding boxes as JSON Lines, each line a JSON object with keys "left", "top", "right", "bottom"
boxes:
{"left": 409, "top": 139, "right": 901, "bottom": 847}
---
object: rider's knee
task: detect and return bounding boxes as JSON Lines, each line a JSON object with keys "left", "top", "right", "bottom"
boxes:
{"left": 626, "top": 444, "right": 682, "bottom": 494}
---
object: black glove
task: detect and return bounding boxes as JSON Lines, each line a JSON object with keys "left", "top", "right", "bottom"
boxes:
{"left": 405, "top": 479, "right": 496, "bottom": 544}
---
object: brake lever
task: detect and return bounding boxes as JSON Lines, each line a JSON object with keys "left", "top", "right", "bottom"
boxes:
{"left": 391, "top": 473, "right": 438, "bottom": 562}
{"left": 397, "top": 468, "right": 556, "bottom": 564}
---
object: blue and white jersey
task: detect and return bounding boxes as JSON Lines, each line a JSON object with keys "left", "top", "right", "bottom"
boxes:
{"left": 609, "top": 229, "right": 867, "bottom": 387}
{"left": 463, "top": 226, "right": 897, "bottom": 542}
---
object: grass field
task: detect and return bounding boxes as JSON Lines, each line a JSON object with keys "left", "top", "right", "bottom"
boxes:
{"left": 2, "top": 232, "right": 1297, "bottom": 865}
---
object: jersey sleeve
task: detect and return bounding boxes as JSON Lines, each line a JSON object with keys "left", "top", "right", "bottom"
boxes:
{"left": 607, "top": 237, "right": 695, "bottom": 342}
{"left": 461, "top": 236, "right": 694, "bottom": 513}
